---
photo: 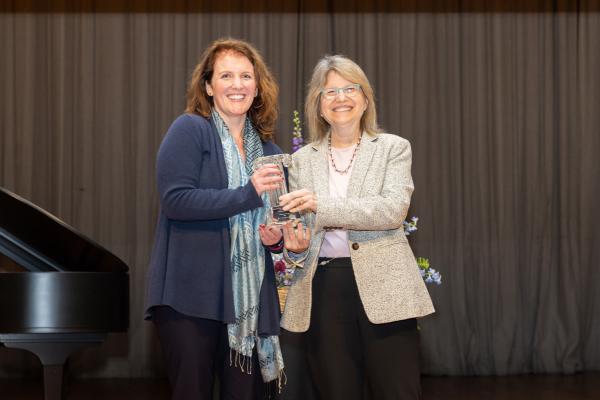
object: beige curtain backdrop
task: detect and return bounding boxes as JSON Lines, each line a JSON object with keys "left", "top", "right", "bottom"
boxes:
{"left": 1, "top": 1, "right": 599, "bottom": 381}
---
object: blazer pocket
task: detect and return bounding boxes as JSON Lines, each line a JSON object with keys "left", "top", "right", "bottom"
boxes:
{"left": 352, "top": 238, "right": 418, "bottom": 294}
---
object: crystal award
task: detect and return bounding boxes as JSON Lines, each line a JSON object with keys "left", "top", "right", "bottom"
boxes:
{"left": 252, "top": 154, "right": 301, "bottom": 225}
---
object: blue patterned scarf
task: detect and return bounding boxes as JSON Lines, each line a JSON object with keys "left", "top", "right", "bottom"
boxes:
{"left": 211, "top": 110, "right": 285, "bottom": 384}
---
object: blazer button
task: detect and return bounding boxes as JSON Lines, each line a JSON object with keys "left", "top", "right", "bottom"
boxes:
{"left": 351, "top": 242, "right": 360, "bottom": 250}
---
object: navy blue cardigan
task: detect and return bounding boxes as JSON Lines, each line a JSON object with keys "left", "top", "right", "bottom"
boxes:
{"left": 144, "top": 113, "right": 281, "bottom": 336}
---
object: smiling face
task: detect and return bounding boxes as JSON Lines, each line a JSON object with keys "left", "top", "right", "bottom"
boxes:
{"left": 206, "top": 50, "right": 257, "bottom": 127}
{"left": 319, "top": 71, "right": 367, "bottom": 135}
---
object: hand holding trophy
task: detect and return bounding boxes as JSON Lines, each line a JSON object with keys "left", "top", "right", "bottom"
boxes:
{"left": 252, "top": 154, "right": 301, "bottom": 226}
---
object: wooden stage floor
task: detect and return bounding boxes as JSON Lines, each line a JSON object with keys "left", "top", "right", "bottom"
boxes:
{"left": 1, "top": 373, "right": 599, "bottom": 399}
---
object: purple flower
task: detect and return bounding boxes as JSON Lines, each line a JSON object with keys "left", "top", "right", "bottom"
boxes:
{"left": 291, "top": 110, "right": 304, "bottom": 153}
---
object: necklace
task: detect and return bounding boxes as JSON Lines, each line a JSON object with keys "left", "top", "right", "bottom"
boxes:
{"left": 327, "top": 133, "right": 362, "bottom": 174}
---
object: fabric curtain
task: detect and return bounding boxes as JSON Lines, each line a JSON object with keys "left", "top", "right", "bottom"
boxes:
{"left": 0, "top": 1, "right": 598, "bottom": 379}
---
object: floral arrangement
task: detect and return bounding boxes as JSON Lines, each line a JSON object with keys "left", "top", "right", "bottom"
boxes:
{"left": 274, "top": 256, "right": 294, "bottom": 288}
{"left": 404, "top": 217, "right": 442, "bottom": 285}
{"left": 273, "top": 111, "right": 442, "bottom": 288}
{"left": 418, "top": 257, "right": 442, "bottom": 285}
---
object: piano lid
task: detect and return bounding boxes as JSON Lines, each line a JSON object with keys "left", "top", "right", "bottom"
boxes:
{"left": 0, "top": 187, "right": 128, "bottom": 273}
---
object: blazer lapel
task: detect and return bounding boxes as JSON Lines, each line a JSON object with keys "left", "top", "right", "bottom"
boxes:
{"left": 346, "top": 133, "right": 378, "bottom": 198}
{"left": 309, "top": 140, "right": 330, "bottom": 197}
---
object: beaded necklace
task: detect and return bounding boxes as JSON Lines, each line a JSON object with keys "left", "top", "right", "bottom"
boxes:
{"left": 327, "top": 132, "right": 362, "bottom": 174}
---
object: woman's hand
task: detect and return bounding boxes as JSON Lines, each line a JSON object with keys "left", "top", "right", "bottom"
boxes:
{"left": 258, "top": 224, "right": 283, "bottom": 246}
{"left": 282, "top": 221, "right": 311, "bottom": 253}
{"left": 251, "top": 164, "right": 283, "bottom": 196}
{"left": 279, "top": 189, "right": 317, "bottom": 214}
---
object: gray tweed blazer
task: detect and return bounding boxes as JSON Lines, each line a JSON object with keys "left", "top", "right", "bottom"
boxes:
{"left": 280, "top": 132, "right": 435, "bottom": 333}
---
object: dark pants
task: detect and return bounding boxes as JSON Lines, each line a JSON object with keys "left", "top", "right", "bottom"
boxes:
{"left": 305, "top": 258, "right": 422, "bottom": 400}
{"left": 152, "top": 306, "right": 267, "bottom": 400}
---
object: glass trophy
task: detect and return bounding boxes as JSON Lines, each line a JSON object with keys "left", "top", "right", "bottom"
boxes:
{"left": 253, "top": 154, "right": 301, "bottom": 225}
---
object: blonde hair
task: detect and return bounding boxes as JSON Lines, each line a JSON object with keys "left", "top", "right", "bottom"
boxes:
{"left": 305, "top": 55, "right": 380, "bottom": 143}
{"left": 185, "top": 38, "right": 279, "bottom": 141}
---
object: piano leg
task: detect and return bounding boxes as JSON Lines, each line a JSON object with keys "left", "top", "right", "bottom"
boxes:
{"left": 43, "top": 364, "right": 65, "bottom": 400}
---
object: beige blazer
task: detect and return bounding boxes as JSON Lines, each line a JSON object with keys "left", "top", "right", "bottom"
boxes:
{"left": 280, "top": 133, "right": 435, "bottom": 333}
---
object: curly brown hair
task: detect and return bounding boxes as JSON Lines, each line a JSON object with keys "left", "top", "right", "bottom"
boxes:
{"left": 185, "top": 38, "right": 279, "bottom": 141}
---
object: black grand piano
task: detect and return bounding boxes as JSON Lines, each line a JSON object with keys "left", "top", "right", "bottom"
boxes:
{"left": 0, "top": 187, "right": 129, "bottom": 400}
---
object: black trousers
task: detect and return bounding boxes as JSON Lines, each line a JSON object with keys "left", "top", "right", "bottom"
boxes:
{"left": 152, "top": 306, "right": 267, "bottom": 400}
{"left": 305, "top": 258, "right": 422, "bottom": 400}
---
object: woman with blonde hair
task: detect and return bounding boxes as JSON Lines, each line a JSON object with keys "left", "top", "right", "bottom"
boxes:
{"left": 280, "top": 55, "right": 435, "bottom": 399}
{"left": 145, "top": 38, "right": 285, "bottom": 400}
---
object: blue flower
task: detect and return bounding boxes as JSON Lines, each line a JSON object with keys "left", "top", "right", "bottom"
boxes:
{"left": 430, "top": 269, "right": 442, "bottom": 285}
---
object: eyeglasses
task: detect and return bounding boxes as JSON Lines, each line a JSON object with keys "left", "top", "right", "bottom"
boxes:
{"left": 320, "top": 83, "right": 362, "bottom": 100}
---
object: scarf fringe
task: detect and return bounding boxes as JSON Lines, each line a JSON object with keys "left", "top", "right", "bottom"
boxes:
{"left": 277, "top": 369, "right": 287, "bottom": 393}
{"left": 230, "top": 348, "right": 253, "bottom": 374}
{"left": 228, "top": 347, "right": 286, "bottom": 391}
{"left": 264, "top": 370, "right": 287, "bottom": 399}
